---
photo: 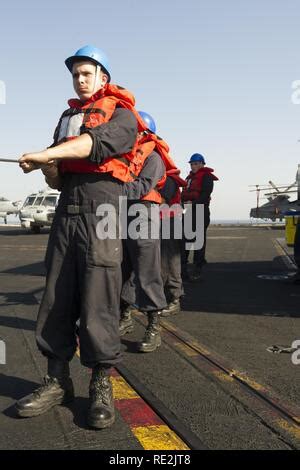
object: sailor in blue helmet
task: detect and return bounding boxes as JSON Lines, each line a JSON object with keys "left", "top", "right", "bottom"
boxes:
{"left": 182, "top": 153, "right": 219, "bottom": 280}
{"left": 16, "top": 45, "right": 139, "bottom": 429}
{"left": 138, "top": 111, "right": 157, "bottom": 133}
{"left": 120, "top": 111, "right": 186, "bottom": 335}
{"left": 120, "top": 111, "right": 167, "bottom": 352}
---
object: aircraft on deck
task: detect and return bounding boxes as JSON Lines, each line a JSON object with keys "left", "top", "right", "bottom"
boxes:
{"left": 0, "top": 197, "right": 22, "bottom": 224}
{"left": 19, "top": 188, "right": 60, "bottom": 233}
{"left": 249, "top": 165, "right": 300, "bottom": 221}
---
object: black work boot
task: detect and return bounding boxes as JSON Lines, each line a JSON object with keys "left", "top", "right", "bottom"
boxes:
{"left": 137, "top": 311, "right": 161, "bottom": 353}
{"left": 87, "top": 366, "right": 115, "bottom": 429}
{"left": 15, "top": 358, "right": 74, "bottom": 418}
{"left": 160, "top": 298, "right": 181, "bottom": 317}
{"left": 119, "top": 306, "right": 135, "bottom": 336}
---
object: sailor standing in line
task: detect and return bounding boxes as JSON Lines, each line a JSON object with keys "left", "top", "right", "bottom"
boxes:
{"left": 16, "top": 45, "right": 146, "bottom": 429}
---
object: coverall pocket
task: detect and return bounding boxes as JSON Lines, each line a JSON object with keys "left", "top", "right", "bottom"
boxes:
{"left": 87, "top": 237, "right": 121, "bottom": 268}
{"left": 87, "top": 211, "right": 121, "bottom": 268}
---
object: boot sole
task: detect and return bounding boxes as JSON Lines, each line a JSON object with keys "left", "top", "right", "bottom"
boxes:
{"left": 87, "top": 415, "right": 115, "bottom": 429}
{"left": 138, "top": 336, "right": 162, "bottom": 353}
{"left": 15, "top": 394, "right": 74, "bottom": 418}
{"left": 160, "top": 309, "right": 181, "bottom": 317}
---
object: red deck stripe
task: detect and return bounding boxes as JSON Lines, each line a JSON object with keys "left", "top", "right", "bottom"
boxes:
{"left": 115, "top": 397, "right": 164, "bottom": 428}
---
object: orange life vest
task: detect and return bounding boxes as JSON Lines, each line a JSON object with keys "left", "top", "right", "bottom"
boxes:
{"left": 52, "top": 84, "right": 181, "bottom": 205}
{"left": 132, "top": 132, "right": 180, "bottom": 204}
{"left": 54, "top": 84, "right": 148, "bottom": 182}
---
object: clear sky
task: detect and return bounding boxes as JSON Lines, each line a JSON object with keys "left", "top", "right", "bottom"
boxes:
{"left": 1, "top": 0, "right": 300, "bottom": 220}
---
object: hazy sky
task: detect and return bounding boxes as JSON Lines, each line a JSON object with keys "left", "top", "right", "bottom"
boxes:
{"left": 1, "top": 0, "right": 300, "bottom": 219}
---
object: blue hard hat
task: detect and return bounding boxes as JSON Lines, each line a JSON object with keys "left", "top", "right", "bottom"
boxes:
{"left": 65, "top": 45, "right": 111, "bottom": 82}
{"left": 189, "top": 153, "right": 206, "bottom": 164}
{"left": 138, "top": 111, "right": 156, "bottom": 133}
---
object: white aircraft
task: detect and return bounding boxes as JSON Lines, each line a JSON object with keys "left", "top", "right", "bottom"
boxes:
{"left": 19, "top": 188, "right": 60, "bottom": 233}
{"left": 0, "top": 197, "right": 22, "bottom": 224}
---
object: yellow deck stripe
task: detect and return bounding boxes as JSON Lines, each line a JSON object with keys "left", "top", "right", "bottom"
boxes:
{"left": 276, "top": 419, "right": 300, "bottom": 441}
{"left": 111, "top": 375, "right": 139, "bottom": 400}
{"left": 212, "top": 370, "right": 235, "bottom": 383}
{"left": 230, "top": 372, "right": 266, "bottom": 392}
{"left": 132, "top": 425, "right": 189, "bottom": 450}
{"left": 172, "top": 341, "right": 199, "bottom": 357}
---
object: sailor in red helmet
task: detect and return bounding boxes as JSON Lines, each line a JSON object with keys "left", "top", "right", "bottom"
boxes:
{"left": 16, "top": 45, "right": 141, "bottom": 429}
